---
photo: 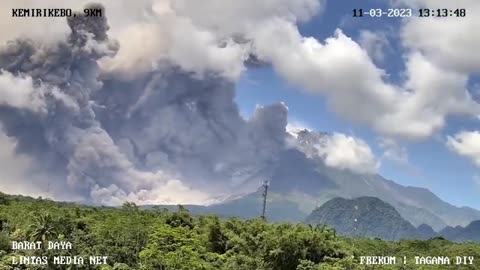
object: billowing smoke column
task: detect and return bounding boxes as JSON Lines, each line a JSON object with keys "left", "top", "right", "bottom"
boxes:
{"left": 0, "top": 4, "right": 289, "bottom": 205}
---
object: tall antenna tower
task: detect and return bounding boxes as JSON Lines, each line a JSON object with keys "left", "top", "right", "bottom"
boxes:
{"left": 42, "top": 181, "right": 51, "bottom": 199}
{"left": 260, "top": 180, "right": 269, "bottom": 221}
{"left": 353, "top": 205, "right": 359, "bottom": 236}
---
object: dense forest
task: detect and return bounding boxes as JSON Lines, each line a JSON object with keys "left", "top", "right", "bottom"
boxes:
{"left": 0, "top": 192, "right": 479, "bottom": 269}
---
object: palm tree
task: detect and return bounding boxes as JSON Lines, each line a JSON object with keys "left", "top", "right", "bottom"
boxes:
{"left": 29, "top": 213, "right": 58, "bottom": 242}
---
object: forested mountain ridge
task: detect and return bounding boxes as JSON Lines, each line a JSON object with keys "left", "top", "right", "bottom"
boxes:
{"left": 305, "top": 197, "right": 421, "bottom": 241}
{"left": 305, "top": 197, "right": 480, "bottom": 243}
{"left": 1, "top": 191, "right": 480, "bottom": 269}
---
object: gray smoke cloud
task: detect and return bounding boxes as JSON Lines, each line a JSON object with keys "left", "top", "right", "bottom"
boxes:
{"left": 0, "top": 4, "right": 290, "bottom": 205}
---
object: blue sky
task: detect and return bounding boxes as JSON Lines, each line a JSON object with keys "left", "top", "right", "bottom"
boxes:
{"left": 235, "top": 0, "right": 480, "bottom": 209}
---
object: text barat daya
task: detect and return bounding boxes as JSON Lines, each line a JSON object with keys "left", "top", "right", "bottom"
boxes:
{"left": 11, "top": 241, "right": 72, "bottom": 250}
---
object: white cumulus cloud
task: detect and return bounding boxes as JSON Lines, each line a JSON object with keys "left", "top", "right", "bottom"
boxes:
{"left": 399, "top": 0, "right": 480, "bottom": 74}
{"left": 288, "top": 123, "right": 379, "bottom": 174}
{"left": 316, "top": 133, "right": 379, "bottom": 174}
{"left": 100, "top": 0, "right": 324, "bottom": 79}
{"left": 251, "top": 20, "right": 479, "bottom": 139}
{"left": 447, "top": 131, "right": 480, "bottom": 167}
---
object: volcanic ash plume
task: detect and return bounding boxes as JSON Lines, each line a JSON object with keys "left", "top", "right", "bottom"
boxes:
{"left": 0, "top": 4, "right": 289, "bottom": 205}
